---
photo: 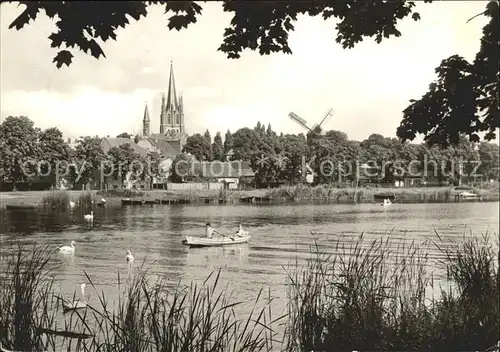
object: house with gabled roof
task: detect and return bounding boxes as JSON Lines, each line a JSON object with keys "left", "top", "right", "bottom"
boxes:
{"left": 101, "top": 137, "right": 147, "bottom": 157}
{"left": 195, "top": 161, "right": 256, "bottom": 189}
{"left": 95, "top": 137, "right": 151, "bottom": 190}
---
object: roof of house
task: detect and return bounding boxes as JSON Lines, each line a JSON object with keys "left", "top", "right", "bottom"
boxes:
{"left": 153, "top": 139, "right": 179, "bottom": 156}
{"left": 197, "top": 161, "right": 255, "bottom": 178}
{"left": 101, "top": 137, "right": 147, "bottom": 157}
{"left": 138, "top": 136, "right": 183, "bottom": 157}
{"left": 150, "top": 131, "right": 188, "bottom": 142}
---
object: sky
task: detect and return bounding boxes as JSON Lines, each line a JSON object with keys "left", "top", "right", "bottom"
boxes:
{"left": 0, "top": 1, "right": 494, "bottom": 142}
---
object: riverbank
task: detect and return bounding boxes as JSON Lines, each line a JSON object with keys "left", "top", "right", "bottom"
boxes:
{"left": 1, "top": 232, "right": 498, "bottom": 351}
{"left": 0, "top": 184, "right": 498, "bottom": 208}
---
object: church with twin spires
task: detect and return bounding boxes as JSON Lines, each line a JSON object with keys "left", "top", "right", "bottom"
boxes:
{"left": 136, "top": 61, "right": 189, "bottom": 158}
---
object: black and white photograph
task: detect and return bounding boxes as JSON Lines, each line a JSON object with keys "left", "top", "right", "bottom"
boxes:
{"left": 0, "top": 1, "right": 499, "bottom": 351}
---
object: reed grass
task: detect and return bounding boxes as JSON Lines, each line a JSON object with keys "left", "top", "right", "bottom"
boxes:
{"left": 0, "top": 244, "right": 65, "bottom": 351}
{"left": 40, "top": 190, "right": 103, "bottom": 210}
{"left": 42, "top": 191, "right": 70, "bottom": 210}
{"left": 78, "top": 268, "right": 282, "bottom": 352}
{"left": 218, "top": 188, "right": 243, "bottom": 203}
{"left": 0, "top": 247, "right": 282, "bottom": 352}
{"left": 266, "top": 184, "right": 500, "bottom": 202}
{"left": 284, "top": 232, "right": 499, "bottom": 351}
{"left": 77, "top": 191, "right": 96, "bottom": 209}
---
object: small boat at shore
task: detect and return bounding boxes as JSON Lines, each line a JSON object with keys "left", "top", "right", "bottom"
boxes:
{"left": 6, "top": 204, "right": 36, "bottom": 210}
{"left": 182, "top": 232, "right": 250, "bottom": 248}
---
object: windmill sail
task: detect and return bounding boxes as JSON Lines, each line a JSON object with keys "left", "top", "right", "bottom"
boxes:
{"left": 289, "top": 109, "right": 334, "bottom": 135}
{"left": 288, "top": 112, "right": 312, "bottom": 132}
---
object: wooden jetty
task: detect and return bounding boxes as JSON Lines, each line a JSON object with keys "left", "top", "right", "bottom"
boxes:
{"left": 6, "top": 204, "right": 36, "bottom": 210}
{"left": 121, "top": 198, "right": 191, "bottom": 206}
{"left": 238, "top": 196, "right": 271, "bottom": 204}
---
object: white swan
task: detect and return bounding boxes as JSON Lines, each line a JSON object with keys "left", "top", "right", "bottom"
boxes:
{"left": 380, "top": 198, "right": 392, "bottom": 206}
{"left": 69, "top": 200, "right": 76, "bottom": 208}
{"left": 58, "top": 241, "right": 75, "bottom": 253}
{"left": 84, "top": 211, "right": 93, "bottom": 221}
{"left": 100, "top": 197, "right": 106, "bottom": 203}
{"left": 62, "top": 283, "right": 87, "bottom": 313}
{"left": 126, "top": 250, "right": 134, "bottom": 264}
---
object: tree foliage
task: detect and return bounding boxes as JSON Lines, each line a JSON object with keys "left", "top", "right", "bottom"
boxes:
{"left": 144, "top": 151, "right": 162, "bottom": 186}
{"left": 223, "top": 129, "right": 233, "bottom": 157}
{"left": 0, "top": 116, "right": 40, "bottom": 187}
{"left": 1, "top": 116, "right": 499, "bottom": 190}
{"left": 73, "top": 136, "right": 105, "bottom": 185}
{"left": 38, "top": 127, "right": 74, "bottom": 186}
{"left": 204, "top": 129, "right": 213, "bottom": 161}
{"left": 116, "top": 132, "right": 132, "bottom": 139}
{"left": 170, "top": 153, "right": 198, "bottom": 183}
{"left": 212, "top": 131, "right": 224, "bottom": 162}
{"left": 106, "top": 143, "right": 141, "bottom": 182}
{"left": 282, "top": 134, "right": 308, "bottom": 185}
{"left": 397, "top": 1, "right": 499, "bottom": 146}
{"left": 183, "top": 133, "right": 212, "bottom": 161}
{"left": 477, "top": 141, "right": 500, "bottom": 181}
{"left": 5, "top": 1, "right": 430, "bottom": 67}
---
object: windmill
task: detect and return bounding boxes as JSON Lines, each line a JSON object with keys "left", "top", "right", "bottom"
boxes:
{"left": 288, "top": 108, "right": 334, "bottom": 136}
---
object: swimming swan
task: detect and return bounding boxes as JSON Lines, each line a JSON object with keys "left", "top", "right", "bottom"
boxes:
{"left": 126, "top": 250, "right": 134, "bottom": 264}
{"left": 84, "top": 211, "right": 94, "bottom": 221}
{"left": 69, "top": 200, "right": 76, "bottom": 208}
{"left": 62, "top": 283, "right": 87, "bottom": 313}
{"left": 58, "top": 241, "right": 75, "bottom": 253}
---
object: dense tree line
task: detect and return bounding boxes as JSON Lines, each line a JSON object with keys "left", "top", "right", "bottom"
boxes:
{"left": 1, "top": 116, "right": 498, "bottom": 190}
{"left": 182, "top": 122, "right": 499, "bottom": 187}
{"left": 0, "top": 116, "right": 160, "bottom": 190}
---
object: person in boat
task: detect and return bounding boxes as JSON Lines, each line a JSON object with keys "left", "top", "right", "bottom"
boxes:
{"left": 206, "top": 223, "right": 220, "bottom": 238}
{"left": 235, "top": 223, "right": 245, "bottom": 237}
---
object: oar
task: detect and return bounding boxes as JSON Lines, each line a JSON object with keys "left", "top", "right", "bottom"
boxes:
{"left": 220, "top": 233, "right": 235, "bottom": 241}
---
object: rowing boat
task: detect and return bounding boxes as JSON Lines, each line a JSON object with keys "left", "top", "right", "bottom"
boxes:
{"left": 182, "top": 231, "right": 250, "bottom": 248}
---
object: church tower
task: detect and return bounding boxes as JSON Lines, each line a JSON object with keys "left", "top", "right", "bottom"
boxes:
{"left": 142, "top": 103, "right": 150, "bottom": 136}
{"left": 160, "top": 61, "right": 185, "bottom": 135}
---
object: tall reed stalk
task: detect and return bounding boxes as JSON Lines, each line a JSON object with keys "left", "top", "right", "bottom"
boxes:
{"left": 42, "top": 191, "right": 70, "bottom": 210}
{"left": 284, "top": 232, "right": 499, "bottom": 351}
{"left": 0, "top": 244, "right": 60, "bottom": 351}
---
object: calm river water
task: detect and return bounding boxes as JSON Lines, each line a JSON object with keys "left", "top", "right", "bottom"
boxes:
{"left": 0, "top": 202, "right": 499, "bottom": 325}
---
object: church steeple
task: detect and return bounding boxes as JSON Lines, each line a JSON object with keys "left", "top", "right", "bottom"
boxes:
{"left": 160, "top": 93, "right": 166, "bottom": 134}
{"left": 143, "top": 103, "right": 150, "bottom": 122}
{"left": 161, "top": 61, "right": 184, "bottom": 135}
{"left": 142, "top": 103, "right": 150, "bottom": 136}
{"left": 166, "top": 61, "right": 177, "bottom": 111}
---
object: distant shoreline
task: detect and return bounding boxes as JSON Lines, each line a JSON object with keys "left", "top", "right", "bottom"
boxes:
{"left": 0, "top": 185, "right": 498, "bottom": 208}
